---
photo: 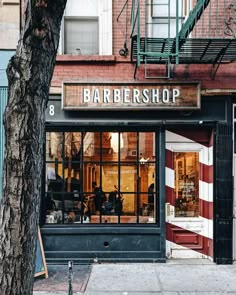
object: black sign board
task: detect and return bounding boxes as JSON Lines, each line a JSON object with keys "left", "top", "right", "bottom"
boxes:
{"left": 34, "top": 227, "right": 48, "bottom": 278}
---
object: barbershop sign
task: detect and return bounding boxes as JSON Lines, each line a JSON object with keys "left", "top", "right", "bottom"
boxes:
{"left": 62, "top": 82, "right": 200, "bottom": 110}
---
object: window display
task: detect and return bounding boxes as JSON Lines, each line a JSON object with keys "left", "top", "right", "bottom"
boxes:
{"left": 44, "top": 131, "right": 158, "bottom": 224}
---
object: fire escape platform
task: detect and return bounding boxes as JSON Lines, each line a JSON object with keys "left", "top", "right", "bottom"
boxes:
{"left": 131, "top": 37, "right": 236, "bottom": 64}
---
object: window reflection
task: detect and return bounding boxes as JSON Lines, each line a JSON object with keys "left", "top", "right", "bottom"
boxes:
{"left": 46, "top": 132, "right": 63, "bottom": 161}
{"left": 84, "top": 132, "right": 96, "bottom": 158}
{"left": 174, "top": 152, "right": 199, "bottom": 217}
{"left": 139, "top": 132, "right": 155, "bottom": 161}
{"left": 120, "top": 132, "right": 137, "bottom": 161}
{"left": 45, "top": 131, "right": 158, "bottom": 225}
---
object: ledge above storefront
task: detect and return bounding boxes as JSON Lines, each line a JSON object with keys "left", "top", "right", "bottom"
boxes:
{"left": 56, "top": 55, "right": 116, "bottom": 63}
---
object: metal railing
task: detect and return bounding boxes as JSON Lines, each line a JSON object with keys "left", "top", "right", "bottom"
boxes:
{"left": 130, "top": 0, "right": 181, "bottom": 77}
{"left": 130, "top": 0, "right": 236, "bottom": 78}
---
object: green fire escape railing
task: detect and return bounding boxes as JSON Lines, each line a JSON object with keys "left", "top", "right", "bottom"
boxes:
{"left": 131, "top": 0, "right": 212, "bottom": 66}
{"left": 179, "top": 0, "right": 211, "bottom": 39}
{"left": 130, "top": 0, "right": 236, "bottom": 78}
{"left": 131, "top": 0, "right": 180, "bottom": 70}
{"left": 176, "top": 0, "right": 211, "bottom": 48}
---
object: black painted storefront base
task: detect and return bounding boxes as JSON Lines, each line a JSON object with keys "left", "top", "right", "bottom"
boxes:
{"left": 41, "top": 226, "right": 165, "bottom": 264}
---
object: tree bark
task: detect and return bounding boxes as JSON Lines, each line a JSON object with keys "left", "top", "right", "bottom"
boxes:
{"left": 0, "top": 1, "right": 67, "bottom": 294}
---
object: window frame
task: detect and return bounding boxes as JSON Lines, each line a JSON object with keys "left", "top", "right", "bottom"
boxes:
{"left": 59, "top": 0, "right": 112, "bottom": 56}
{"left": 149, "top": 0, "right": 191, "bottom": 38}
{"left": 43, "top": 129, "right": 160, "bottom": 226}
{"left": 63, "top": 16, "right": 99, "bottom": 55}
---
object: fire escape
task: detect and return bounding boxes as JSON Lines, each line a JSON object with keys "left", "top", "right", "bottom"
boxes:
{"left": 131, "top": 0, "right": 236, "bottom": 79}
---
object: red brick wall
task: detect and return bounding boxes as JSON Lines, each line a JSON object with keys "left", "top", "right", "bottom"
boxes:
{"left": 191, "top": 0, "right": 233, "bottom": 38}
{"left": 51, "top": 0, "right": 236, "bottom": 94}
{"left": 113, "top": 0, "right": 145, "bottom": 58}
{"left": 51, "top": 58, "right": 236, "bottom": 91}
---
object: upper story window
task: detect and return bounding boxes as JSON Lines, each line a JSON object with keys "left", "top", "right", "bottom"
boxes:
{"left": 59, "top": 0, "right": 112, "bottom": 55}
{"left": 64, "top": 17, "right": 99, "bottom": 55}
{"left": 148, "top": 0, "right": 191, "bottom": 38}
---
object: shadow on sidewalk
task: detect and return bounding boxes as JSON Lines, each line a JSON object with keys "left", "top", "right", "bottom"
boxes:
{"left": 33, "top": 264, "right": 92, "bottom": 293}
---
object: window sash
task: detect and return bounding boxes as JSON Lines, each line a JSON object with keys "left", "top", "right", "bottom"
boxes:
{"left": 64, "top": 17, "right": 99, "bottom": 55}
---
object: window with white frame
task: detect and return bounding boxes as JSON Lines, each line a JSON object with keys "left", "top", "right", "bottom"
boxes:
{"left": 64, "top": 17, "right": 99, "bottom": 55}
{"left": 148, "top": 0, "right": 191, "bottom": 38}
{"left": 60, "top": 0, "right": 112, "bottom": 55}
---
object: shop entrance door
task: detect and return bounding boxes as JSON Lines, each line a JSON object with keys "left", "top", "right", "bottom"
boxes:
{"left": 166, "top": 138, "right": 213, "bottom": 259}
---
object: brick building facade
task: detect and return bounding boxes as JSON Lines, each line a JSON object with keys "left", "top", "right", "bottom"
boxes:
{"left": 1, "top": 0, "right": 236, "bottom": 264}
{"left": 40, "top": 0, "right": 236, "bottom": 264}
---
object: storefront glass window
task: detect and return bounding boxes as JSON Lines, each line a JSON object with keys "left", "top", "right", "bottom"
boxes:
{"left": 174, "top": 152, "right": 199, "bottom": 217}
{"left": 44, "top": 131, "right": 158, "bottom": 225}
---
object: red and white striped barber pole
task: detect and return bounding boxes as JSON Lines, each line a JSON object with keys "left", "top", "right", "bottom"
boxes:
{"left": 165, "top": 130, "right": 213, "bottom": 259}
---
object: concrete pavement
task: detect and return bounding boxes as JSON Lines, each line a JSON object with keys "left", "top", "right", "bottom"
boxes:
{"left": 33, "top": 260, "right": 236, "bottom": 295}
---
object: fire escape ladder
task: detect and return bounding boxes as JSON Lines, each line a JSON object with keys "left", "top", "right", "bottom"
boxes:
{"left": 131, "top": 0, "right": 178, "bottom": 79}
{"left": 179, "top": 0, "right": 210, "bottom": 40}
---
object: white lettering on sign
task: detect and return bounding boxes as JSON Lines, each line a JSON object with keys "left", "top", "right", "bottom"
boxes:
{"left": 133, "top": 89, "right": 140, "bottom": 103}
{"left": 82, "top": 88, "right": 180, "bottom": 105}
{"left": 173, "top": 88, "right": 180, "bottom": 102}
{"left": 49, "top": 105, "right": 55, "bottom": 116}
{"left": 103, "top": 89, "right": 110, "bottom": 103}
{"left": 162, "top": 89, "right": 169, "bottom": 103}
{"left": 63, "top": 82, "right": 200, "bottom": 110}
{"left": 124, "top": 88, "right": 130, "bottom": 103}
{"left": 152, "top": 89, "right": 159, "bottom": 103}
{"left": 113, "top": 89, "right": 121, "bottom": 103}
{"left": 142, "top": 89, "right": 149, "bottom": 103}
{"left": 93, "top": 89, "right": 100, "bottom": 103}
{"left": 83, "top": 89, "right": 90, "bottom": 103}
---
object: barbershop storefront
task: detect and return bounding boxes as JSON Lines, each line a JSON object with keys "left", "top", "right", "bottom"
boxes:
{"left": 41, "top": 82, "right": 233, "bottom": 264}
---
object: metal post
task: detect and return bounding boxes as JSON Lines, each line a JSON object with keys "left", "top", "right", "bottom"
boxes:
{"left": 159, "top": 126, "right": 166, "bottom": 257}
{"left": 131, "top": 0, "right": 135, "bottom": 29}
{"left": 137, "top": 0, "right": 141, "bottom": 67}
{"left": 68, "top": 260, "right": 73, "bottom": 295}
{"left": 175, "top": 0, "right": 179, "bottom": 64}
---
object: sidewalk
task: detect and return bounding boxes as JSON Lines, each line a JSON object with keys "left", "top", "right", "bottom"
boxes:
{"left": 33, "top": 260, "right": 236, "bottom": 295}
{"left": 33, "top": 264, "right": 91, "bottom": 295}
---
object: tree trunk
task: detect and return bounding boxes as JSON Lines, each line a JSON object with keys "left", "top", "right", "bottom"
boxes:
{"left": 0, "top": 1, "right": 67, "bottom": 294}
